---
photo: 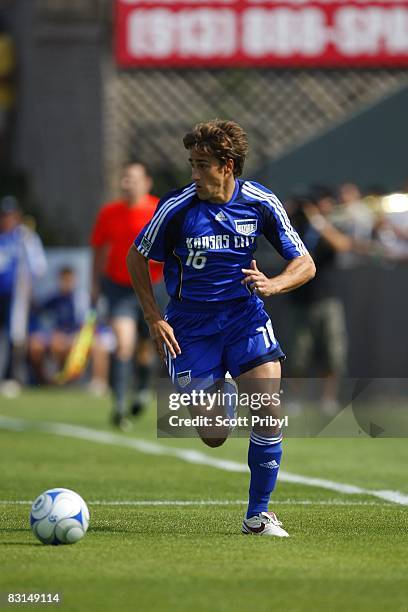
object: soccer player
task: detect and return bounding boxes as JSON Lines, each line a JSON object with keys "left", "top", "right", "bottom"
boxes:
{"left": 90, "top": 162, "right": 163, "bottom": 429}
{"left": 126, "top": 121, "right": 315, "bottom": 536}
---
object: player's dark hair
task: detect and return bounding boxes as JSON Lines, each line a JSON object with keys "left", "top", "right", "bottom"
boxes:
{"left": 58, "top": 265, "right": 75, "bottom": 276}
{"left": 123, "top": 160, "right": 151, "bottom": 176}
{"left": 183, "top": 120, "right": 249, "bottom": 177}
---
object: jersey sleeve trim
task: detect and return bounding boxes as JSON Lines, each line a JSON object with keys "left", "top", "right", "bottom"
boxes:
{"left": 135, "top": 184, "right": 196, "bottom": 258}
{"left": 242, "top": 181, "right": 308, "bottom": 257}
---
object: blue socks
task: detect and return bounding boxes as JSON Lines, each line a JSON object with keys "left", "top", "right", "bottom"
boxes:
{"left": 246, "top": 431, "right": 283, "bottom": 519}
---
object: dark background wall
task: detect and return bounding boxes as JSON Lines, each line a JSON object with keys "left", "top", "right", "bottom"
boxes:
{"left": 255, "top": 85, "right": 408, "bottom": 200}
{"left": 6, "top": 0, "right": 107, "bottom": 245}
{"left": 263, "top": 264, "right": 408, "bottom": 379}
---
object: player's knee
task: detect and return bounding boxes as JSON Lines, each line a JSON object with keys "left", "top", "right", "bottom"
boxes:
{"left": 116, "top": 346, "right": 133, "bottom": 360}
{"left": 201, "top": 437, "right": 227, "bottom": 448}
{"left": 112, "top": 319, "right": 136, "bottom": 359}
{"left": 29, "top": 338, "right": 45, "bottom": 355}
{"left": 50, "top": 334, "right": 66, "bottom": 354}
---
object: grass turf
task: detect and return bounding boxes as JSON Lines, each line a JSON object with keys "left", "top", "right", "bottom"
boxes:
{"left": 0, "top": 389, "right": 407, "bottom": 612}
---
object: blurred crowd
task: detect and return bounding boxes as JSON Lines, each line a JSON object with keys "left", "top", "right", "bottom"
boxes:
{"left": 0, "top": 198, "right": 105, "bottom": 398}
{"left": 285, "top": 182, "right": 408, "bottom": 414}
{"left": 1, "top": 175, "right": 407, "bottom": 422}
{"left": 0, "top": 162, "right": 167, "bottom": 433}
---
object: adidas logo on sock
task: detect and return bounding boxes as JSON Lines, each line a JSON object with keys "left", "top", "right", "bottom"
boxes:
{"left": 215, "top": 211, "right": 227, "bottom": 222}
{"left": 259, "top": 460, "right": 279, "bottom": 469}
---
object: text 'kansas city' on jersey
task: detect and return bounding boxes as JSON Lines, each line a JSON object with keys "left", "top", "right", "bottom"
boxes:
{"left": 134, "top": 180, "right": 308, "bottom": 302}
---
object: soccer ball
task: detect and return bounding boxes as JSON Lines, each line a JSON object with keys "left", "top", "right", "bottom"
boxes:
{"left": 30, "top": 488, "right": 90, "bottom": 545}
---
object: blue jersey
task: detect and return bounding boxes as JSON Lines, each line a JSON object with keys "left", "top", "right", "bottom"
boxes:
{"left": 30, "top": 293, "right": 79, "bottom": 335}
{"left": 0, "top": 226, "right": 47, "bottom": 295}
{"left": 134, "top": 180, "right": 308, "bottom": 302}
{"left": 0, "top": 228, "right": 22, "bottom": 295}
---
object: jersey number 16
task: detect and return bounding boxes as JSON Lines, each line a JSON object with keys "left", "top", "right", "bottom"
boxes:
{"left": 186, "top": 249, "right": 207, "bottom": 270}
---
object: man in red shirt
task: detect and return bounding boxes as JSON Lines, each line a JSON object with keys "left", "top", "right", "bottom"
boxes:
{"left": 90, "top": 162, "right": 163, "bottom": 428}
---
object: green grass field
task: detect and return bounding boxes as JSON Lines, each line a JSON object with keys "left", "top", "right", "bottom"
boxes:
{"left": 1, "top": 389, "right": 408, "bottom": 612}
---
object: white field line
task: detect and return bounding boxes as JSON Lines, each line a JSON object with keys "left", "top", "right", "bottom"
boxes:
{"left": 1, "top": 415, "right": 408, "bottom": 507}
{"left": 0, "top": 499, "right": 394, "bottom": 507}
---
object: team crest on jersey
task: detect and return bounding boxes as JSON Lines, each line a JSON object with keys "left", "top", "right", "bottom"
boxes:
{"left": 141, "top": 236, "right": 152, "bottom": 253}
{"left": 177, "top": 370, "right": 192, "bottom": 388}
{"left": 235, "top": 219, "right": 258, "bottom": 235}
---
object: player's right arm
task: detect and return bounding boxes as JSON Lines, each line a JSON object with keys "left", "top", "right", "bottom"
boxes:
{"left": 128, "top": 185, "right": 194, "bottom": 358}
{"left": 126, "top": 245, "right": 181, "bottom": 360}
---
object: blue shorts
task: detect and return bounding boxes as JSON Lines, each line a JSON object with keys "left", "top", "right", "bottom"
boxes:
{"left": 164, "top": 295, "right": 285, "bottom": 390}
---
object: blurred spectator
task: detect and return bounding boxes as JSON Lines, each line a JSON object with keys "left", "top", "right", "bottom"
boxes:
{"left": 90, "top": 161, "right": 164, "bottom": 429}
{"left": 0, "top": 196, "right": 47, "bottom": 395}
{"left": 28, "top": 266, "right": 80, "bottom": 383}
{"left": 287, "top": 188, "right": 353, "bottom": 414}
{"left": 28, "top": 266, "right": 112, "bottom": 390}
{"left": 336, "top": 182, "right": 375, "bottom": 237}
{"left": 331, "top": 182, "right": 375, "bottom": 268}
{"left": 371, "top": 193, "right": 408, "bottom": 261}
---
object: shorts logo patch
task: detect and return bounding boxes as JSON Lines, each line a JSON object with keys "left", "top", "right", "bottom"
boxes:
{"left": 141, "top": 236, "right": 152, "bottom": 252}
{"left": 177, "top": 370, "right": 192, "bottom": 388}
{"left": 235, "top": 219, "right": 258, "bottom": 235}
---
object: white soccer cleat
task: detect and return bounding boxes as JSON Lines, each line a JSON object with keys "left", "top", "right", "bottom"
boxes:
{"left": 242, "top": 511, "right": 289, "bottom": 537}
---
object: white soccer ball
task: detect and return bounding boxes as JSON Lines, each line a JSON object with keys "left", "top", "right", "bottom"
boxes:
{"left": 30, "top": 488, "right": 90, "bottom": 545}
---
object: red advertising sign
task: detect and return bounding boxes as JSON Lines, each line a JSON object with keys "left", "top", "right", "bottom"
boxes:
{"left": 115, "top": 1, "right": 408, "bottom": 67}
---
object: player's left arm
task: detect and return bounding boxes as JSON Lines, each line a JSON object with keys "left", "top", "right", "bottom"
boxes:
{"left": 242, "top": 255, "right": 315, "bottom": 297}
{"left": 242, "top": 190, "right": 316, "bottom": 296}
